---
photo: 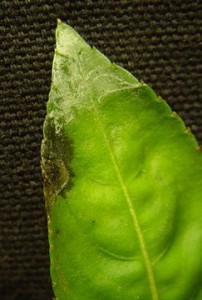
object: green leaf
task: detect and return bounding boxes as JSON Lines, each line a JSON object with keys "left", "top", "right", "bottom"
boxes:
{"left": 41, "top": 20, "right": 202, "bottom": 300}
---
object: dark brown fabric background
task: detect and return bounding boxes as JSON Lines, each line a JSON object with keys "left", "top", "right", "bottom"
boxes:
{"left": 0, "top": 1, "right": 201, "bottom": 299}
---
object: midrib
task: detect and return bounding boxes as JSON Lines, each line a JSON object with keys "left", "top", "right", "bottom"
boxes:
{"left": 93, "top": 107, "right": 158, "bottom": 300}
{"left": 76, "top": 59, "right": 159, "bottom": 300}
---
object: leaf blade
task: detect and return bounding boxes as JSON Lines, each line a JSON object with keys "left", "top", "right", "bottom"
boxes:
{"left": 42, "top": 21, "right": 202, "bottom": 300}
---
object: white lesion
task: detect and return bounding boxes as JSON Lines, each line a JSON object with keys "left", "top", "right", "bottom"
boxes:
{"left": 85, "top": 68, "right": 137, "bottom": 87}
{"left": 55, "top": 47, "right": 143, "bottom": 111}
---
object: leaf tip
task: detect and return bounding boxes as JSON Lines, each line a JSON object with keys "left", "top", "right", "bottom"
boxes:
{"left": 57, "top": 18, "right": 62, "bottom": 24}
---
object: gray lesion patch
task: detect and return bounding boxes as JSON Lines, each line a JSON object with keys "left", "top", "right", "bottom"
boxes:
{"left": 41, "top": 116, "right": 73, "bottom": 211}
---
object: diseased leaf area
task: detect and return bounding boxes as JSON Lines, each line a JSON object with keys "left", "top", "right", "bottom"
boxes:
{"left": 41, "top": 21, "right": 202, "bottom": 300}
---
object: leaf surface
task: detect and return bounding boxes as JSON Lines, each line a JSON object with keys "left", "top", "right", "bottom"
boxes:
{"left": 41, "top": 20, "right": 202, "bottom": 300}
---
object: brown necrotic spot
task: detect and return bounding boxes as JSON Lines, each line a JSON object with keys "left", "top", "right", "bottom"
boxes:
{"left": 41, "top": 116, "right": 74, "bottom": 211}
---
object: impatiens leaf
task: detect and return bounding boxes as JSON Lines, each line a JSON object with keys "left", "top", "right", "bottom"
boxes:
{"left": 41, "top": 20, "right": 202, "bottom": 300}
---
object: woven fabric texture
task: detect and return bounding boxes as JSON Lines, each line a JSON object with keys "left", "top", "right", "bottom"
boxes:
{"left": 0, "top": 1, "right": 201, "bottom": 299}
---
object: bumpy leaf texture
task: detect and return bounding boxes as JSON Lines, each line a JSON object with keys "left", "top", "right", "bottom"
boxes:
{"left": 41, "top": 20, "right": 202, "bottom": 300}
